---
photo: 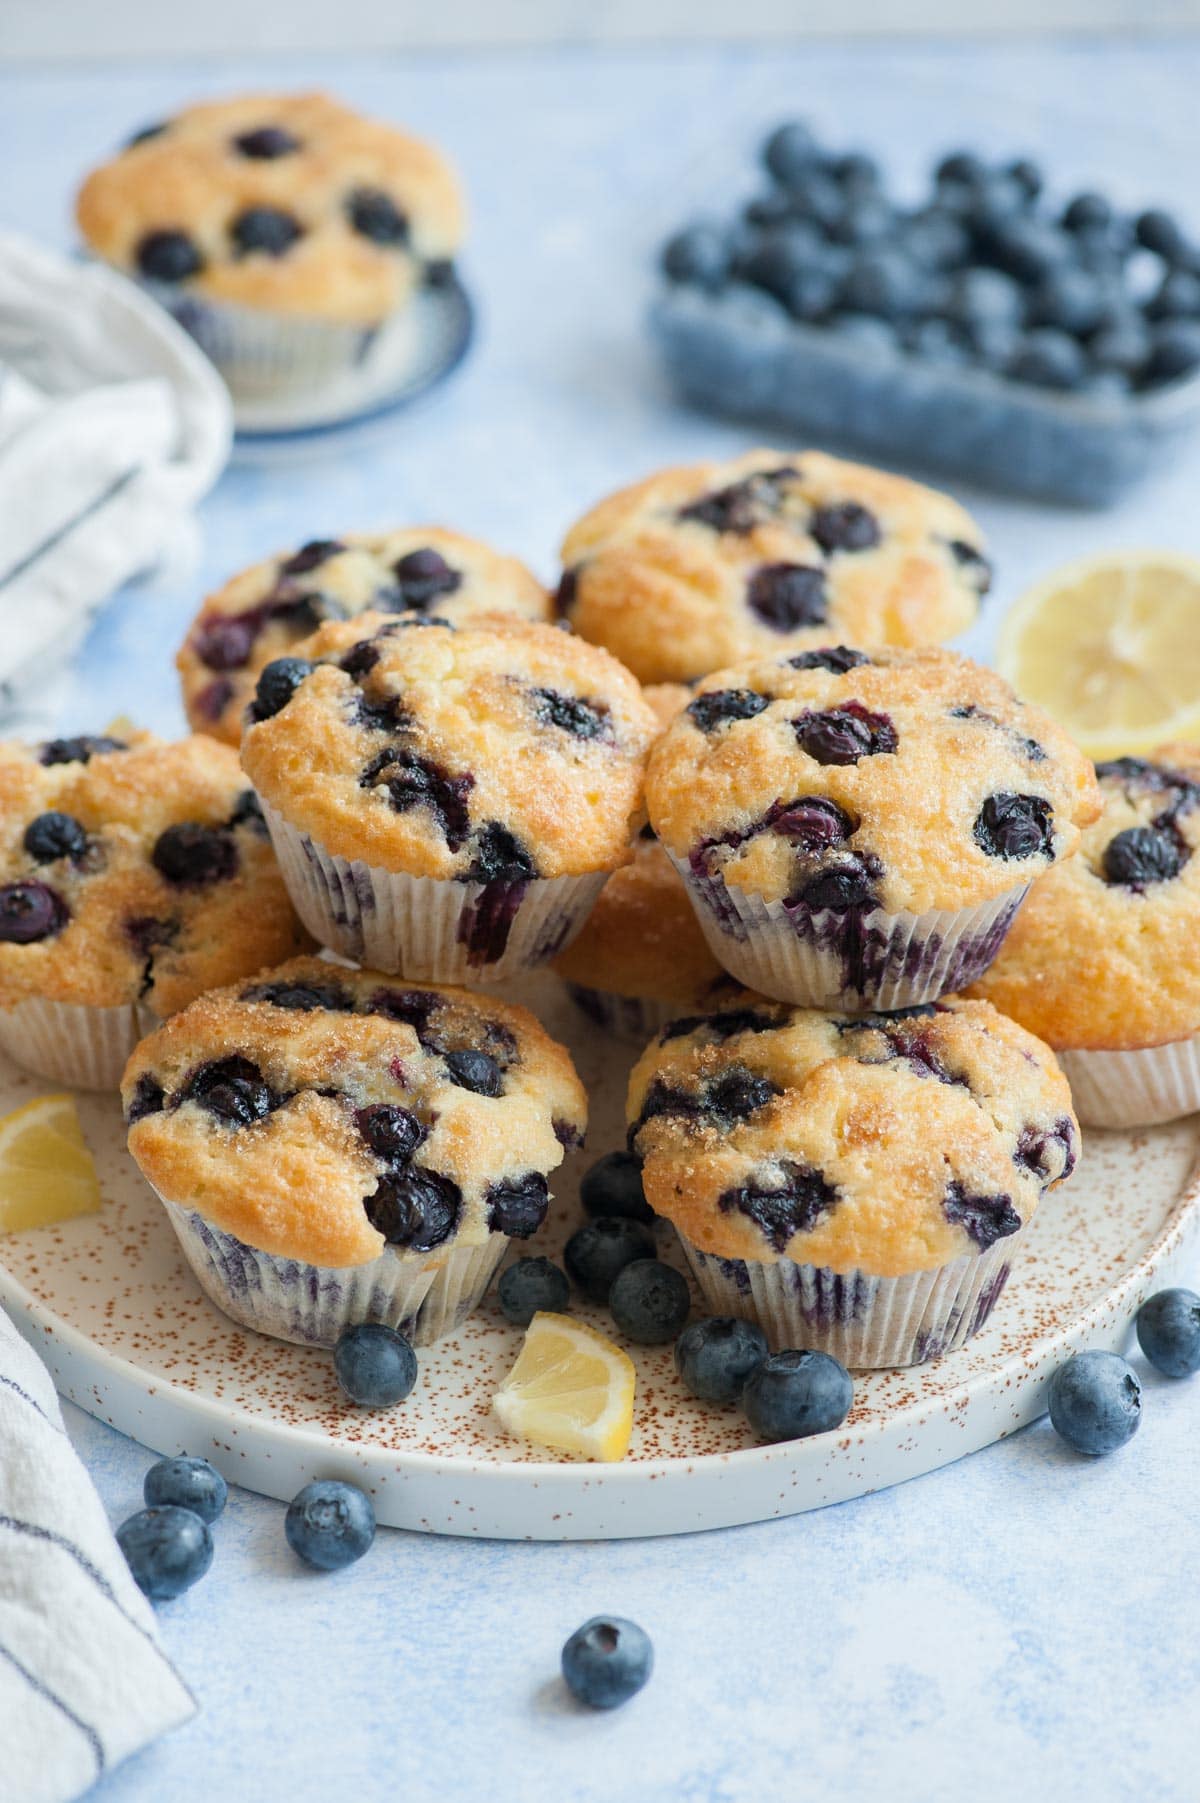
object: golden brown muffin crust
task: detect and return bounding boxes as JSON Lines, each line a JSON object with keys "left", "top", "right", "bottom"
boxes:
{"left": 552, "top": 836, "right": 726, "bottom": 1005}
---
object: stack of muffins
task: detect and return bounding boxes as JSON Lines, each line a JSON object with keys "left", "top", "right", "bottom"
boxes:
{"left": 3, "top": 425, "right": 1195, "bottom": 1388}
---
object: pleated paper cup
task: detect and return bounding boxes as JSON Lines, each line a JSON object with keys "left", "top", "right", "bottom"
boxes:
{"left": 680, "top": 1235, "right": 1018, "bottom": 1369}
{"left": 263, "top": 799, "right": 609, "bottom": 983}
{"left": 159, "top": 1197, "right": 507, "bottom": 1348}
{"left": 0, "top": 995, "right": 160, "bottom": 1091}
{"left": 668, "top": 851, "right": 1028, "bottom": 1012}
{"left": 562, "top": 983, "right": 685, "bottom": 1046}
{"left": 1059, "top": 1032, "right": 1200, "bottom": 1129}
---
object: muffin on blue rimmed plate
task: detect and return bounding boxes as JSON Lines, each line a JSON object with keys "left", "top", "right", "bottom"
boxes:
{"left": 627, "top": 991, "right": 1078, "bottom": 1367}
{"left": 645, "top": 645, "right": 1101, "bottom": 1010}
{"left": 122, "top": 957, "right": 586, "bottom": 1347}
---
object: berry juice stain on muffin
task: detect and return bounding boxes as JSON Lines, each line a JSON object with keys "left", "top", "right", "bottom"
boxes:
{"left": 557, "top": 449, "right": 990, "bottom": 684}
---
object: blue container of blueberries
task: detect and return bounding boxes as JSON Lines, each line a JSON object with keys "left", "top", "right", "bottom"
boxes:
{"left": 650, "top": 127, "right": 1200, "bottom": 507}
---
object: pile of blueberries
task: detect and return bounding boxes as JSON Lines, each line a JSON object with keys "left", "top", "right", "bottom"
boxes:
{"left": 660, "top": 120, "right": 1200, "bottom": 395}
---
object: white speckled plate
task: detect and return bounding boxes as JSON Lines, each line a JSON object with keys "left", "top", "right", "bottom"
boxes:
{"left": 1, "top": 972, "right": 1197, "bottom": 1540}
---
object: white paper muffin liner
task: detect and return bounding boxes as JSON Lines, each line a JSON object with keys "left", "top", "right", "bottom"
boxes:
{"left": 0, "top": 995, "right": 160, "bottom": 1090}
{"left": 159, "top": 1195, "right": 508, "bottom": 1348}
{"left": 679, "top": 1234, "right": 1018, "bottom": 1368}
{"left": 667, "top": 850, "right": 1028, "bottom": 1011}
{"left": 263, "top": 800, "right": 609, "bottom": 982}
{"left": 140, "top": 283, "right": 405, "bottom": 400}
{"left": 1059, "top": 1031, "right": 1200, "bottom": 1129}
{"left": 562, "top": 983, "right": 686, "bottom": 1045}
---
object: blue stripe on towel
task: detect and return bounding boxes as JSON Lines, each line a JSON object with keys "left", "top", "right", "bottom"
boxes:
{"left": 0, "top": 1641, "right": 105, "bottom": 1780}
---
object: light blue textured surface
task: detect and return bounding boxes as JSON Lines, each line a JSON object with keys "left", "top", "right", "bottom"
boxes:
{"left": 3, "top": 38, "right": 1200, "bottom": 1803}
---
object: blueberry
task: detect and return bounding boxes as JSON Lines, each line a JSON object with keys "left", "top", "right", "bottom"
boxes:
{"left": 1146, "top": 269, "right": 1200, "bottom": 322}
{"left": 1046, "top": 1350, "right": 1141, "bottom": 1456}
{"left": 899, "top": 205, "right": 971, "bottom": 272}
{"left": 136, "top": 230, "right": 203, "bottom": 283}
{"left": 1135, "top": 1287, "right": 1200, "bottom": 1378}
{"left": 143, "top": 1455, "right": 228, "bottom": 1524}
{"left": 152, "top": 822, "right": 237, "bottom": 887}
{"left": 1089, "top": 320, "right": 1150, "bottom": 379}
{"left": 117, "top": 1505, "right": 213, "bottom": 1600}
{"left": 675, "top": 1316, "right": 769, "bottom": 1403}
{"left": 985, "top": 217, "right": 1070, "bottom": 284}
{"left": 285, "top": 1480, "right": 375, "bottom": 1570}
{"left": 781, "top": 265, "right": 841, "bottom": 322}
{"left": 942, "top": 1179, "right": 1022, "bottom": 1250}
{"left": 839, "top": 251, "right": 923, "bottom": 320}
{"left": 793, "top": 857, "right": 877, "bottom": 911}
{"left": 1028, "top": 267, "right": 1107, "bottom": 336}
{"left": 1008, "top": 326, "right": 1088, "bottom": 390}
{"left": 828, "top": 196, "right": 894, "bottom": 248}
{"left": 39, "top": 734, "right": 126, "bottom": 767}
{"left": 357, "top": 1103, "right": 426, "bottom": 1162}
{"left": 935, "top": 150, "right": 987, "bottom": 191}
{"left": 467, "top": 821, "right": 538, "bottom": 882}
{"left": 737, "top": 235, "right": 813, "bottom": 305}
{"left": 533, "top": 688, "right": 610, "bottom": 741}
{"left": 786, "top": 646, "right": 869, "bottom": 673}
{"left": 244, "top": 979, "right": 352, "bottom": 1012}
{"left": 746, "top": 563, "right": 827, "bottom": 630}
{"left": 231, "top": 206, "right": 302, "bottom": 257}
{"left": 943, "top": 262, "right": 1024, "bottom": 326}
{"left": 762, "top": 120, "right": 820, "bottom": 187}
{"left": 1005, "top": 158, "right": 1043, "bottom": 202}
{"left": 782, "top": 168, "right": 845, "bottom": 233}
{"left": 1135, "top": 208, "right": 1188, "bottom": 261}
{"left": 392, "top": 547, "right": 460, "bottom": 609}
{"left": 973, "top": 792, "right": 1054, "bottom": 860}
{"left": 742, "top": 1349, "right": 854, "bottom": 1443}
{"left": 498, "top": 1256, "right": 571, "bottom": 1326}
{"left": 686, "top": 689, "right": 769, "bottom": 733}
{"left": 251, "top": 656, "right": 312, "bottom": 720}
{"left": 183, "top": 1056, "right": 277, "bottom": 1128}
{"left": 770, "top": 796, "right": 856, "bottom": 849}
{"left": 828, "top": 313, "right": 896, "bottom": 352}
{"left": 334, "top": 1323, "right": 418, "bottom": 1407}
{"left": 1062, "top": 192, "right": 1113, "bottom": 235}
{"left": 1101, "top": 824, "right": 1186, "bottom": 888}
{"left": 126, "top": 1074, "right": 165, "bottom": 1123}
{"left": 562, "top": 1617, "right": 653, "bottom": 1710}
{"left": 365, "top": 1167, "right": 462, "bottom": 1251}
{"left": 608, "top": 1259, "right": 690, "bottom": 1345}
{"left": 281, "top": 539, "right": 344, "bottom": 576}
{"left": 810, "top": 502, "right": 881, "bottom": 554}
{"left": 904, "top": 317, "right": 970, "bottom": 366}
{"left": 742, "top": 190, "right": 797, "bottom": 232}
{"left": 23, "top": 811, "right": 88, "bottom": 863}
{"left": 564, "top": 1217, "right": 655, "bottom": 1303}
{"left": 0, "top": 881, "right": 68, "bottom": 943}
{"left": 661, "top": 222, "right": 729, "bottom": 290}
{"left": 486, "top": 1172, "right": 550, "bottom": 1237}
{"left": 230, "top": 788, "right": 267, "bottom": 832}
{"left": 719, "top": 1162, "right": 838, "bottom": 1252}
{"left": 233, "top": 124, "right": 301, "bottom": 158}
{"left": 362, "top": 747, "right": 474, "bottom": 850}
{"left": 580, "top": 1152, "right": 654, "bottom": 1224}
{"left": 964, "top": 170, "right": 1029, "bottom": 229}
{"left": 833, "top": 151, "right": 881, "bottom": 196}
{"left": 795, "top": 703, "right": 897, "bottom": 765}
{"left": 347, "top": 188, "right": 409, "bottom": 245}
{"left": 442, "top": 1048, "right": 503, "bottom": 1097}
{"left": 1143, "top": 320, "right": 1200, "bottom": 385}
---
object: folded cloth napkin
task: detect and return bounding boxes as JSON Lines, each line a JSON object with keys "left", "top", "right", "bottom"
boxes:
{"left": 0, "top": 230, "right": 232, "bottom": 736}
{"left": 0, "top": 1307, "right": 195, "bottom": 1803}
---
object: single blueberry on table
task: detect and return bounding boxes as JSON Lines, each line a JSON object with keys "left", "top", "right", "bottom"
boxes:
{"left": 1046, "top": 1351, "right": 1141, "bottom": 1455}
{"left": 251, "top": 656, "right": 312, "bottom": 720}
{"left": 23, "top": 811, "right": 88, "bottom": 864}
{"left": 562, "top": 1617, "right": 653, "bottom": 1710}
{"left": 136, "top": 229, "right": 203, "bottom": 283}
{"left": 117, "top": 1507, "right": 212, "bottom": 1600}
{"left": 356, "top": 1103, "right": 426, "bottom": 1163}
{"left": 0, "top": 881, "right": 68, "bottom": 944}
{"left": 285, "top": 1480, "right": 376, "bottom": 1570}
{"left": 687, "top": 688, "right": 769, "bottom": 733}
{"left": 580, "top": 1151, "right": 654, "bottom": 1224}
{"left": 675, "top": 1316, "right": 769, "bottom": 1403}
{"left": 608, "top": 1258, "right": 690, "bottom": 1345}
{"left": 233, "top": 124, "right": 301, "bottom": 158}
{"left": 143, "top": 1455, "right": 228, "bottom": 1525}
{"left": 347, "top": 187, "right": 409, "bottom": 245}
{"left": 1101, "top": 824, "right": 1187, "bottom": 888}
{"left": 742, "top": 1349, "right": 854, "bottom": 1443}
{"left": 498, "top": 1256, "right": 571, "bottom": 1326}
{"left": 486, "top": 1171, "right": 550, "bottom": 1237}
{"left": 39, "top": 734, "right": 127, "bottom": 767}
{"left": 973, "top": 792, "right": 1054, "bottom": 861}
{"left": 564, "top": 1217, "right": 655, "bottom": 1303}
{"left": 334, "top": 1323, "right": 418, "bottom": 1407}
{"left": 365, "top": 1166, "right": 462, "bottom": 1251}
{"left": 762, "top": 120, "right": 820, "bottom": 187}
{"left": 661, "top": 222, "right": 729, "bottom": 291}
{"left": 746, "top": 562, "right": 827, "bottom": 631}
{"left": 231, "top": 206, "right": 303, "bottom": 257}
{"left": 151, "top": 822, "right": 238, "bottom": 887}
{"left": 1135, "top": 1287, "right": 1200, "bottom": 1378}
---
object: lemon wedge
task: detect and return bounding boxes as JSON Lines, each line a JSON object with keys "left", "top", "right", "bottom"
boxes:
{"left": 493, "top": 1312, "right": 636, "bottom": 1462}
{"left": 0, "top": 1094, "right": 101, "bottom": 1234}
{"left": 997, "top": 552, "right": 1200, "bottom": 761}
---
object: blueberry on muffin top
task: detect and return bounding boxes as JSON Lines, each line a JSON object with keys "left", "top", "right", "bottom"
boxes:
{"left": 122, "top": 958, "right": 587, "bottom": 1267}
{"left": 627, "top": 992, "right": 1077, "bottom": 1274}
{"left": 967, "top": 744, "right": 1200, "bottom": 1050}
{"left": 241, "top": 614, "right": 660, "bottom": 881}
{"left": 76, "top": 91, "right": 465, "bottom": 325}
{"left": 178, "top": 528, "right": 551, "bottom": 746}
{"left": 0, "top": 731, "right": 309, "bottom": 1012}
{"left": 557, "top": 449, "right": 990, "bottom": 685}
{"left": 646, "top": 646, "right": 1101, "bottom": 915}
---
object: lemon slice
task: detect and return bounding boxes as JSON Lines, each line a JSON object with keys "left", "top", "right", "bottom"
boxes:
{"left": 997, "top": 552, "right": 1200, "bottom": 760}
{"left": 493, "top": 1312, "right": 636, "bottom": 1462}
{"left": 0, "top": 1094, "right": 101, "bottom": 1234}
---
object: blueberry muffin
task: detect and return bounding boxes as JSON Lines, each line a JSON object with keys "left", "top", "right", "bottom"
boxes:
{"left": 76, "top": 91, "right": 465, "bottom": 396}
{"left": 179, "top": 528, "right": 550, "bottom": 746}
{"left": 123, "top": 958, "right": 586, "bottom": 1346}
{"left": 558, "top": 450, "right": 991, "bottom": 685}
{"left": 646, "top": 645, "right": 1101, "bottom": 1009}
{"left": 0, "top": 730, "right": 310, "bottom": 1088}
{"left": 627, "top": 993, "right": 1078, "bottom": 1365}
{"left": 240, "top": 613, "right": 660, "bottom": 981}
{"left": 968, "top": 746, "right": 1200, "bottom": 1127}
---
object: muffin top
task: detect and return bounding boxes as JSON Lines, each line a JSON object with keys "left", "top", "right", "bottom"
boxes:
{"left": 553, "top": 834, "right": 727, "bottom": 1006}
{"left": 0, "top": 731, "right": 309, "bottom": 1013}
{"left": 647, "top": 646, "right": 1101, "bottom": 915}
{"left": 968, "top": 745, "right": 1200, "bottom": 1050}
{"left": 123, "top": 958, "right": 586, "bottom": 1268}
{"left": 627, "top": 993, "right": 1077, "bottom": 1275}
{"left": 178, "top": 528, "right": 550, "bottom": 746}
{"left": 76, "top": 91, "right": 464, "bottom": 325}
{"left": 558, "top": 449, "right": 991, "bottom": 685}
{"left": 241, "top": 614, "right": 660, "bottom": 880}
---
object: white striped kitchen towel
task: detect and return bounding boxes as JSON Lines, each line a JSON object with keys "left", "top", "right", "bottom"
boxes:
{"left": 0, "top": 1307, "right": 195, "bottom": 1803}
